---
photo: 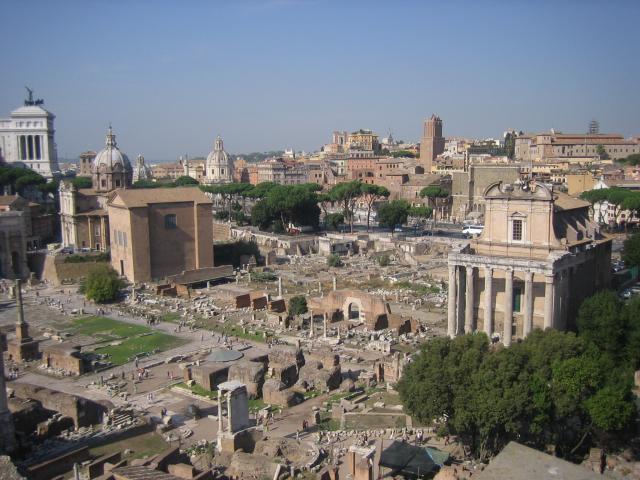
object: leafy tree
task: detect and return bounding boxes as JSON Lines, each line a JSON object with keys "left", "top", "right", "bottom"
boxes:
{"left": 360, "top": 184, "right": 390, "bottom": 231}
{"left": 317, "top": 193, "right": 334, "bottom": 220}
{"left": 327, "top": 254, "right": 343, "bottom": 267}
{"left": 596, "top": 144, "right": 609, "bottom": 160}
{"left": 288, "top": 295, "right": 308, "bottom": 317}
{"left": 504, "top": 131, "right": 517, "bottom": 159}
{"left": 324, "top": 212, "right": 344, "bottom": 231}
{"left": 622, "top": 232, "right": 640, "bottom": 268}
{"left": 576, "top": 291, "right": 626, "bottom": 361}
{"left": 621, "top": 297, "right": 640, "bottom": 368}
{"left": 250, "top": 200, "right": 274, "bottom": 230}
{"left": 245, "top": 182, "right": 278, "bottom": 199}
{"left": 409, "top": 206, "right": 433, "bottom": 224}
{"left": 80, "top": 264, "right": 125, "bottom": 303}
{"left": 174, "top": 175, "right": 199, "bottom": 186}
{"left": 328, "top": 181, "right": 363, "bottom": 233}
{"left": 420, "top": 186, "right": 449, "bottom": 222}
{"left": 390, "top": 150, "right": 416, "bottom": 158}
{"left": 72, "top": 176, "right": 92, "bottom": 189}
{"left": 377, "top": 200, "right": 410, "bottom": 236}
{"left": 619, "top": 153, "right": 640, "bottom": 165}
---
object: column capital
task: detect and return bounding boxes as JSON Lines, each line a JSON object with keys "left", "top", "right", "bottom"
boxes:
{"left": 544, "top": 273, "right": 555, "bottom": 283}
{"left": 524, "top": 271, "right": 534, "bottom": 282}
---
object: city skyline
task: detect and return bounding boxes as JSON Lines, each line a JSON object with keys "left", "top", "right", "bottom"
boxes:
{"left": 2, "top": 0, "right": 639, "bottom": 161}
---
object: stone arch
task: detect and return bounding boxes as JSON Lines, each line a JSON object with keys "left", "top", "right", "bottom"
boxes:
{"left": 342, "top": 296, "right": 364, "bottom": 321}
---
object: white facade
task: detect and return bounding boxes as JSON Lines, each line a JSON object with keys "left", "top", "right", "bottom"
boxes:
{"left": 0, "top": 97, "right": 60, "bottom": 178}
{"left": 205, "top": 136, "right": 233, "bottom": 184}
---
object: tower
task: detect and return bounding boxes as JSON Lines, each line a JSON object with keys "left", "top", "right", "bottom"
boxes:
{"left": 420, "top": 114, "right": 445, "bottom": 173}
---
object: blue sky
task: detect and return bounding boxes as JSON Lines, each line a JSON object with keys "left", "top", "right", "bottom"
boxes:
{"left": 1, "top": 0, "right": 639, "bottom": 161}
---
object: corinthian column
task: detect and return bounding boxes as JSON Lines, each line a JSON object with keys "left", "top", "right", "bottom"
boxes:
{"left": 464, "top": 266, "right": 475, "bottom": 333}
{"left": 484, "top": 267, "right": 493, "bottom": 337}
{"left": 447, "top": 265, "right": 457, "bottom": 338}
{"left": 503, "top": 269, "right": 513, "bottom": 347}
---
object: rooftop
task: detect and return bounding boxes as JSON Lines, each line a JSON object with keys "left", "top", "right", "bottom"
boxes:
{"left": 109, "top": 187, "right": 213, "bottom": 208}
{"left": 476, "top": 442, "right": 606, "bottom": 480}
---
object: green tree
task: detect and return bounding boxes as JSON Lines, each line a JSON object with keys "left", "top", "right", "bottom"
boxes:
{"left": 409, "top": 206, "right": 433, "bottom": 224}
{"left": 504, "top": 131, "right": 517, "bottom": 159}
{"left": 72, "top": 176, "right": 92, "bottom": 189}
{"left": 132, "top": 179, "right": 160, "bottom": 189}
{"left": 420, "top": 185, "right": 449, "bottom": 226}
{"left": 596, "top": 144, "right": 609, "bottom": 160}
{"left": 360, "top": 184, "right": 390, "bottom": 232}
{"left": 621, "top": 297, "right": 640, "bottom": 368}
{"left": 622, "top": 232, "right": 640, "bottom": 268}
{"left": 377, "top": 200, "right": 410, "bottom": 236}
{"left": 174, "top": 175, "right": 199, "bottom": 186}
{"left": 328, "top": 181, "right": 363, "bottom": 233}
{"left": 80, "top": 264, "right": 125, "bottom": 303}
{"left": 576, "top": 291, "right": 626, "bottom": 361}
{"left": 246, "top": 182, "right": 278, "bottom": 199}
{"left": 390, "top": 150, "right": 416, "bottom": 158}
{"left": 327, "top": 254, "right": 343, "bottom": 267}
{"left": 324, "top": 212, "right": 344, "bottom": 231}
{"left": 288, "top": 295, "right": 308, "bottom": 317}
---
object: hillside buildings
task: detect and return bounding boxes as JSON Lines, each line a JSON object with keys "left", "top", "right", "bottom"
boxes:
{"left": 448, "top": 179, "right": 611, "bottom": 346}
{"left": 515, "top": 130, "right": 640, "bottom": 163}
{"left": 0, "top": 91, "right": 60, "bottom": 178}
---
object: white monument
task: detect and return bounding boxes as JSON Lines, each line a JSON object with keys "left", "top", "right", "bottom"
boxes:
{"left": 0, "top": 88, "right": 60, "bottom": 178}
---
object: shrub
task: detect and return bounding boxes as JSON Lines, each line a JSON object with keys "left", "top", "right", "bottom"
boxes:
{"left": 327, "top": 254, "right": 343, "bottom": 268}
{"left": 288, "top": 295, "right": 308, "bottom": 317}
{"left": 377, "top": 254, "right": 391, "bottom": 267}
{"left": 80, "top": 264, "right": 125, "bottom": 303}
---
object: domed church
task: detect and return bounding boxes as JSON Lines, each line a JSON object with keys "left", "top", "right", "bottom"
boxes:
{"left": 205, "top": 136, "right": 233, "bottom": 184}
{"left": 59, "top": 126, "right": 133, "bottom": 251}
{"left": 93, "top": 126, "right": 132, "bottom": 192}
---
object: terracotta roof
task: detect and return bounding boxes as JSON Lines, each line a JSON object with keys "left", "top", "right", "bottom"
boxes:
{"left": 553, "top": 191, "right": 589, "bottom": 211}
{"left": 109, "top": 187, "right": 212, "bottom": 208}
{"left": 76, "top": 208, "right": 108, "bottom": 217}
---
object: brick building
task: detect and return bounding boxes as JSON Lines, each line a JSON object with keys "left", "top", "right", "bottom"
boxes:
{"left": 107, "top": 187, "right": 214, "bottom": 282}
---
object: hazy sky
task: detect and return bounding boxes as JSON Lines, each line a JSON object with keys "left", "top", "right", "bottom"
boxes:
{"left": 1, "top": 0, "right": 639, "bottom": 161}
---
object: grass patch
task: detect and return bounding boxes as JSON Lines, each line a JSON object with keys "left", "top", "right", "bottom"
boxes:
{"left": 95, "top": 332, "right": 185, "bottom": 365}
{"left": 64, "top": 252, "right": 110, "bottom": 263}
{"left": 174, "top": 382, "right": 216, "bottom": 399}
{"left": 394, "top": 281, "right": 440, "bottom": 295}
{"left": 202, "top": 322, "right": 271, "bottom": 343}
{"left": 89, "top": 431, "right": 168, "bottom": 461}
{"left": 160, "top": 312, "right": 182, "bottom": 323}
{"left": 72, "top": 316, "right": 149, "bottom": 341}
{"left": 248, "top": 398, "right": 266, "bottom": 412}
{"left": 318, "top": 413, "right": 340, "bottom": 431}
{"left": 251, "top": 271, "right": 277, "bottom": 282}
{"left": 303, "top": 389, "right": 320, "bottom": 400}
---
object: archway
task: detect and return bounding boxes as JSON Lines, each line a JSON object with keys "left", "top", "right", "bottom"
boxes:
{"left": 348, "top": 302, "right": 360, "bottom": 320}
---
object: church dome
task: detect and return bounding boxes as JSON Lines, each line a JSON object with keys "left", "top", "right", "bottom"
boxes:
{"left": 132, "top": 154, "right": 152, "bottom": 182}
{"left": 94, "top": 126, "right": 132, "bottom": 171}
{"left": 205, "top": 135, "right": 233, "bottom": 183}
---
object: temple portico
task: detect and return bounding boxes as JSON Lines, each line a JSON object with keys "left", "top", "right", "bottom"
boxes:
{"left": 446, "top": 179, "right": 611, "bottom": 346}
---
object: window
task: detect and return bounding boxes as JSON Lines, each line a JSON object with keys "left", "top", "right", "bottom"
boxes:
{"left": 94, "top": 225, "right": 101, "bottom": 237}
{"left": 512, "top": 219, "right": 523, "bottom": 241}
{"left": 165, "top": 214, "right": 177, "bottom": 229}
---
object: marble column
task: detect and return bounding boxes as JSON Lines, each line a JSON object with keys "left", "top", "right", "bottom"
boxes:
{"left": 465, "top": 266, "right": 475, "bottom": 333}
{"left": 523, "top": 272, "right": 534, "bottom": 337}
{"left": 484, "top": 267, "right": 493, "bottom": 337}
{"left": 309, "top": 310, "right": 314, "bottom": 336}
{"left": 503, "top": 269, "right": 513, "bottom": 347}
{"left": 447, "top": 264, "right": 457, "bottom": 338}
{"left": 323, "top": 313, "right": 328, "bottom": 338}
{"left": 217, "top": 389, "right": 223, "bottom": 432}
{"left": 333, "top": 275, "right": 337, "bottom": 291}
{"left": 278, "top": 277, "right": 282, "bottom": 297}
{"left": 544, "top": 274, "right": 555, "bottom": 330}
